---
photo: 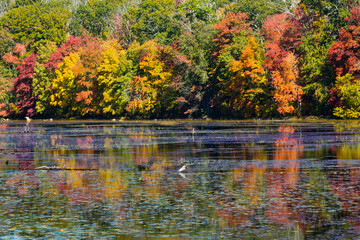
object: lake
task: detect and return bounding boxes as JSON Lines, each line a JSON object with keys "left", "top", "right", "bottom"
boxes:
{"left": 0, "top": 120, "right": 359, "bottom": 239}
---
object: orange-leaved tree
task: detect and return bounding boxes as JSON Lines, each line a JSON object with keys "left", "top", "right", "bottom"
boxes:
{"left": 211, "top": 11, "right": 265, "bottom": 118}
{"left": 263, "top": 13, "right": 303, "bottom": 115}
{"left": 73, "top": 39, "right": 103, "bottom": 116}
{"left": 220, "top": 36, "right": 269, "bottom": 117}
{"left": 50, "top": 38, "right": 104, "bottom": 117}
{"left": 271, "top": 52, "right": 302, "bottom": 114}
{"left": 212, "top": 11, "right": 252, "bottom": 58}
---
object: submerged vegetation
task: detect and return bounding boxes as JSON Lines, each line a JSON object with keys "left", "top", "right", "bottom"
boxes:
{"left": 1, "top": 0, "right": 360, "bottom": 119}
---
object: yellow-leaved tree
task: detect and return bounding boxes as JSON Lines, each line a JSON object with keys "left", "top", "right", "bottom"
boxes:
{"left": 126, "top": 40, "right": 174, "bottom": 118}
{"left": 222, "top": 36, "right": 269, "bottom": 117}
{"left": 50, "top": 52, "right": 80, "bottom": 115}
{"left": 50, "top": 38, "right": 104, "bottom": 117}
{"left": 97, "top": 40, "right": 134, "bottom": 116}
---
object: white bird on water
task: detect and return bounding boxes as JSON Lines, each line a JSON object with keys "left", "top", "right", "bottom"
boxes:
{"left": 25, "top": 117, "right": 31, "bottom": 132}
{"left": 178, "top": 164, "right": 187, "bottom": 172}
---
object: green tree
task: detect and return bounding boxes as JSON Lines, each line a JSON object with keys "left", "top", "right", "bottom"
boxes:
{"left": 297, "top": 0, "right": 352, "bottom": 116}
{"left": 126, "top": 0, "right": 179, "bottom": 45}
{"left": 0, "top": 28, "right": 14, "bottom": 58}
{"left": 333, "top": 74, "right": 360, "bottom": 119}
{"left": 0, "top": 28, "right": 16, "bottom": 86}
{"left": 32, "top": 41, "right": 58, "bottom": 116}
{"left": 299, "top": 32, "right": 334, "bottom": 116}
{"left": 233, "top": 0, "right": 292, "bottom": 29}
{"left": 68, "top": 0, "right": 116, "bottom": 39}
{"left": 1, "top": 2, "right": 71, "bottom": 49}
{"left": 177, "top": 22, "right": 215, "bottom": 117}
{"left": 0, "top": 75, "right": 15, "bottom": 117}
{"left": 12, "top": 0, "right": 39, "bottom": 8}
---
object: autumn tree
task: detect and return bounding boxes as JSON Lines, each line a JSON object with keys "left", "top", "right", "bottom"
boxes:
{"left": 97, "top": 40, "right": 134, "bottom": 116}
{"left": 218, "top": 36, "right": 269, "bottom": 117}
{"left": 1, "top": 40, "right": 21, "bottom": 83}
{"left": 46, "top": 36, "right": 90, "bottom": 71}
{"left": 296, "top": 0, "right": 352, "bottom": 116}
{"left": 12, "top": 53, "right": 37, "bottom": 117}
{"left": 263, "top": 13, "right": 303, "bottom": 115}
{"left": 212, "top": 11, "right": 253, "bottom": 58}
{"left": 210, "top": 11, "right": 260, "bottom": 118}
{"left": 50, "top": 52, "right": 79, "bottom": 117}
{"left": 328, "top": 7, "right": 360, "bottom": 78}
{"left": 50, "top": 38, "right": 104, "bottom": 117}
{"left": 328, "top": 6, "right": 360, "bottom": 118}
{"left": 232, "top": 0, "right": 294, "bottom": 29}
{"left": 75, "top": 39, "right": 104, "bottom": 115}
{"left": 126, "top": 40, "right": 179, "bottom": 118}
{"left": 332, "top": 74, "right": 360, "bottom": 119}
{"left": 0, "top": 42, "right": 27, "bottom": 117}
{"left": 271, "top": 52, "right": 303, "bottom": 114}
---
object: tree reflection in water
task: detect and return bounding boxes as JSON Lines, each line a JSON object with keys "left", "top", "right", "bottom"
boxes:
{"left": 0, "top": 120, "right": 359, "bottom": 239}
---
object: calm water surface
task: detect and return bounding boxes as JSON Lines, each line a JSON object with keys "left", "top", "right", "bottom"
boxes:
{"left": 0, "top": 120, "right": 360, "bottom": 239}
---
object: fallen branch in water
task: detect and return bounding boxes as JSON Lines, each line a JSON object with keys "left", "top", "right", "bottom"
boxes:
{"left": 28, "top": 166, "right": 97, "bottom": 171}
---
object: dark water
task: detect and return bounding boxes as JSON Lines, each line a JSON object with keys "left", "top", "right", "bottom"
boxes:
{"left": 0, "top": 120, "right": 360, "bottom": 239}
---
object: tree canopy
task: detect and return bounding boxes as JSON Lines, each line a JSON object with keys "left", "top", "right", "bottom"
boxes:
{"left": 1, "top": 0, "right": 360, "bottom": 119}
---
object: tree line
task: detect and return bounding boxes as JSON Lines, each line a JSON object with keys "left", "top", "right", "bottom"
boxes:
{"left": 1, "top": 0, "right": 360, "bottom": 119}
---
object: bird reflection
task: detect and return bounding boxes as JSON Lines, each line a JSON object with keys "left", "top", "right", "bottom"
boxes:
{"left": 179, "top": 172, "right": 187, "bottom": 179}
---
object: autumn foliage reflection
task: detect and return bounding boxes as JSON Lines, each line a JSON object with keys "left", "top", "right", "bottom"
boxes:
{"left": 2, "top": 122, "right": 360, "bottom": 238}
{"left": 267, "top": 126, "right": 302, "bottom": 227}
{"left": 330, "top": 145, "right": 360, "bottom": 233}
{"left": 5, "top": 132, "right": 39, "bottom": 197}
